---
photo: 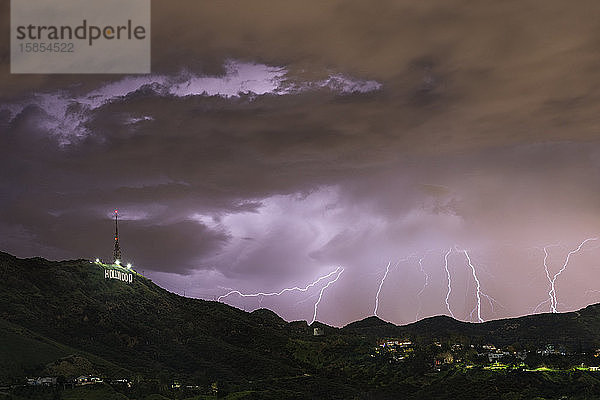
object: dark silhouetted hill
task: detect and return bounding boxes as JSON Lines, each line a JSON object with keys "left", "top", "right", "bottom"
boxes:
{"left": 4, "top": 251, "right": 600, "bottom": 399}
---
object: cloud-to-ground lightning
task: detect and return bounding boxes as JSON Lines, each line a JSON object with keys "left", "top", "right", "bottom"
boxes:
{"left": 373, "top": 261, "right": 392, "bottom": 317}
{"left": 217, "top": 266, "right": 344, "bottom": 324}
{"left": 311, "top": 267, "right": 344, "bottom": 324}
{"left": 462, "top": 250, "right": 483, "bottom": 322}
{"left": 217, "top": 267, "right": 342, "bottom": 302}
{"left": 532, "top": 247, "right": 554, "bottom": 313}
{"left": 443, "top": 248, "right": 455, "bottom": 318}
{"left": 535, "top": 238, "right": 598, "bottom": 313}
{"left": 461, "top": 249, "right": 502, "bottom": 323}
{"left": 415, "top": 257, "right": 430, "bottom": 321}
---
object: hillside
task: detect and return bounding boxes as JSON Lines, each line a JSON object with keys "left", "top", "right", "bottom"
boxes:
{"left": 0, "top": 252, "right": 306, "bottom": 379}
{"left": 343, "top": 306, "right": 600, "bottom": 351}
{"left": 4, "top": 252, "right": 600, "bottom": 399}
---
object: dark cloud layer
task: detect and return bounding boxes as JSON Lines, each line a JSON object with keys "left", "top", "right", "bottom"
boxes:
{"left": 3, "top": 1, "right": 600, "bottom": 326}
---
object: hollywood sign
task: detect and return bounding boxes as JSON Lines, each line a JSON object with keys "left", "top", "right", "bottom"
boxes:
{"left": 104, "top": 268, "right": 133, "bottom": 284}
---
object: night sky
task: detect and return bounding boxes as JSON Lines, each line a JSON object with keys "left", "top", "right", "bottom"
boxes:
{"left": 3, "top": 1, "right": 600, "bottom": 327}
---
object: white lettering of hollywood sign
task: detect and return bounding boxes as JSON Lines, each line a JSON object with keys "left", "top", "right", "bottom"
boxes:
{"left": 105, "top": 269, "right": 133, "bottom": 283}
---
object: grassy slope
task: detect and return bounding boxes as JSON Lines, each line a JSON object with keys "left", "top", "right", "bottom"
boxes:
{"left": 0, "top": 252, "right": 303, "bottom": 383}
{"left": 0, "top": 318, "right": 125, "bottom": 383}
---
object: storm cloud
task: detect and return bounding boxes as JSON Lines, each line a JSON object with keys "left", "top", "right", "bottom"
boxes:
{"left": 3, "top": 1, "right": 600, "bottom": 326}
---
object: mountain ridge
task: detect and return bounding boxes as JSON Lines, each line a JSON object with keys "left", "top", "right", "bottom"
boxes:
{"left": 4, "top": 251, "right": 600, "bottom": 399}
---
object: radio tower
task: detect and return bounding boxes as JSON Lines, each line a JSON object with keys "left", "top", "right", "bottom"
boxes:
{"left": 113, "top": 210, "right": 121, "bottom": 264}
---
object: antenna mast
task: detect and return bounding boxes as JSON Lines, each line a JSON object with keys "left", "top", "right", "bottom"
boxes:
{"left": 113, "top": 210, "right": 121, "bottom": 263}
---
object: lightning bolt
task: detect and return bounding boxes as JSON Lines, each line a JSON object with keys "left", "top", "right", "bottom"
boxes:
{"left": 373, "top": 261, "right": 392, "bottom": 317}
{"left": 443, "top": 248, "right": 455, "bottom": 318}
{"left": 311, "top": 267, "right": 344, "bottom": 324}
{"left": 462, "top": 249, "right": 487, "bottom": 323}
{"left": 543, "top": 246, "right": 554, "bottom": 312}
{"left": 538, "top": 238, "right": 598, "bottom": 313}
{"left": 415, "top": 257, "right": 429, "bottom": 321}
{"left": 373, "top": 256, "right": 416, "bottom": 318}
{"left": 533, "top": 247, "right": 555, "bottom": 313}
{"left": 217, "top": 267, "right": 342, "bottom": 302}
{"left": 217, "top": 267, "right": 344, "bottom": 324}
